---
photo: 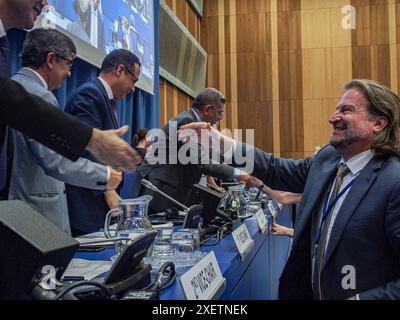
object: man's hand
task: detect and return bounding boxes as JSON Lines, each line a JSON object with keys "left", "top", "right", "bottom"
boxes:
{"left": 178, "top": 122, "right": 217, "bottom": 144}
{"left": 237, "top": 171, "right": 263, "bottom": 188}
{"left": 107, "top": 167, "right": 123, "bottom": 190}
{"left": 86, "top": 126, "right": 142, "bottom": 172}
{"left": 272, "top": 219, "right": 294, "bottom": 237}
{"left": 104, "top": 190, "right": 122, "bottom": 210}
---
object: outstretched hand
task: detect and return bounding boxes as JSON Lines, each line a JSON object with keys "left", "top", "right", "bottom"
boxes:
{"left": 87, "top": 125, "right": 142, "bottom": 172}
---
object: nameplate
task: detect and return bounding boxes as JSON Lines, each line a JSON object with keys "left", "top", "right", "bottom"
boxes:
{"left": 255, "top": 209, "right": 268, "bottom": 234}
{"left": 268, "top": 201, "right": 278, "bottom": 218}
{"left": 180, "top": 251, "right": 226, "bottom": 300}
{"left": 232, "top": 223, "right": 254, "bottom": 260}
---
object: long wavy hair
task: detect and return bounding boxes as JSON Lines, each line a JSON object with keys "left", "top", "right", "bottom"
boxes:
{"left": 344, "top": 79, "right": 400, "bottom": 156}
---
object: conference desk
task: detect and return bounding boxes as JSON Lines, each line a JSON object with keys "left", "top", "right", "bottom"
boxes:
{"left": 75, "top": 206, "right": 292, "bottom": 300}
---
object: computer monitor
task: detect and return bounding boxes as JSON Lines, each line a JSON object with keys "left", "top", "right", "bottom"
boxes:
{"left": 186, "top": 184, "right": 224, "bottom": 225}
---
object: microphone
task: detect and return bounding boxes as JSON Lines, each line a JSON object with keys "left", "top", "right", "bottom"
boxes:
{"left": 141, "top": 179, "right": 203, "bottom": 229}
{"left": 141, "top": 179, "right": 189, "bottom": 211}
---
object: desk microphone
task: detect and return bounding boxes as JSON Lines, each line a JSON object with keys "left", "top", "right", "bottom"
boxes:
{"left": 141, "top": 179, "right": 189, "bottom": 211}
{"left": 141, "top": 179, "right": 201, "bottom": 228}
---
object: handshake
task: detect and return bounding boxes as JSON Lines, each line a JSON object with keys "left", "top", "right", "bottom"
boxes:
{"left": 236, "top": 172, "right": 265, "bottom": 189}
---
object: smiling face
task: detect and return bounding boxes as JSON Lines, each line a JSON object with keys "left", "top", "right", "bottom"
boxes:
{"left": 328, "top": 88, "right": 385, "bottom": 158}
{"left": 6, "top": 0, "right": 47, "bottom": 30}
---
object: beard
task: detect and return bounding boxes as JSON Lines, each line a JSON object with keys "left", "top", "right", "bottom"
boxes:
{"left": 329, "top": 125, "right": 370, "bottom": 150}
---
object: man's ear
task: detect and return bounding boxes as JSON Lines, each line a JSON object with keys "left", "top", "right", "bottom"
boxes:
{"left": 116, "top": 64, "right": 125, "bottom": 76}
{"left": 46, "top": 52, "right": 56, "bottom": 70}
{"left": 373, "top": 116, "right": 389, "bottom": 133}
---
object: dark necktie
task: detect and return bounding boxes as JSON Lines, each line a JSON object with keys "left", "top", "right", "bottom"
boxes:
{"left": 313, "top": 164, "right": 350, "bottom": 299}
{"left": 110, "top": 99, "right": 119, "bottom": 128}
{"left": 0, "top": 35, "right": 11, "bottom": 192}
{"left": 0, "top": 36, "right": 11, "bottom": 77}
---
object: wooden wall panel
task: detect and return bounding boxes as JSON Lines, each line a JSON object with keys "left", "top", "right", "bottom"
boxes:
{"left": 159, "top": 0, "right": 398, "bottom": 159}
{"left": 159, "top": 0, "right": 199, "bottom": 128}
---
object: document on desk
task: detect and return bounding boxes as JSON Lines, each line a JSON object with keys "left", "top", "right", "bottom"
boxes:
{"left": 75, "top": 224, "right": 117, "bottom": 247}
{"left": 63, "top": 259, "right": 113, "bottom": 280}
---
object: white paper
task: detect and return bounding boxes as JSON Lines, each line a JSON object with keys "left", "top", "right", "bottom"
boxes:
{"left": 63, "top": 259, "right": 113, "bottom": 280}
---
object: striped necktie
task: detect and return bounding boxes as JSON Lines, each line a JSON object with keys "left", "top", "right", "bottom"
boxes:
{"left": 313, "top": 164, "right": 350, "bottom": 299}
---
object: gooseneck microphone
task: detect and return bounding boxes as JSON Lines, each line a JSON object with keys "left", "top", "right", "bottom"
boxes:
{"left": 141, "top": 179, "right": 203, "bottom": 229}
{"left": 141, "top": 179, "right": 189, "bottom": 211}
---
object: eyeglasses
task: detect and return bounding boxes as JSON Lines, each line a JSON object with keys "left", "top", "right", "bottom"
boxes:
{"left": 56, "top": 54, "right": 73, "bottom": 70}
{"left": 210, "top": 105, "right": 224, "bottom": 119}
{"left": 123, "top": 65, "right": 139, "bottom": 83}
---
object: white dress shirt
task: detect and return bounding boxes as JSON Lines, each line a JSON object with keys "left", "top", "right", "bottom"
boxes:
{"left": 0, "top": 18, "right": 6, "bottom": 38}
{"left": 98, "top": 76, "right": 113, "bottom": 100}
{"left": 323, "top": 149, "right": 374, "bottom": 252}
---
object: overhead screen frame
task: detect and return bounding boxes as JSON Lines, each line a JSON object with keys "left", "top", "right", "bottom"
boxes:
{"left": 35, "top": 0, "right": 156, "bottom": 95}
{"left": 159, "top": 0, "right": 207, "bottom": 98}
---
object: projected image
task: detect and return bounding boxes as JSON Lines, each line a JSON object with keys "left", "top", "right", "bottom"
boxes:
{"left": 43, "top": 0, "right": 154, "bottom": 88}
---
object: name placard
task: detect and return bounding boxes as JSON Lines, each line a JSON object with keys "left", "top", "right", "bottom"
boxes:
{"left": 255, "top": 209, "right": 268, "bottom": 234}
{"left": 180, "top": 251, "right": 226, "bottom": 300}
{"left": 232, "top": 223, "right": 254, "bottom": 260}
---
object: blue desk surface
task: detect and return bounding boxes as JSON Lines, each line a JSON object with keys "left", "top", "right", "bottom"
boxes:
{"left": 75, "top": 206, "right": 292, "bottom": 300}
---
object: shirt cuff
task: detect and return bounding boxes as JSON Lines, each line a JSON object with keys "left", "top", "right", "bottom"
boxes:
{"left": 106, "top": 166, "right": 110, "bottom": 183}
{"left": 233, "top": 168, "right": 241, "bottom": 179}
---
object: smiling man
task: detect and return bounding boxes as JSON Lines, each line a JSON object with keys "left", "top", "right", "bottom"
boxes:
{"left": 180, "top": 79, "right": 400, "bottom": 300}
{"left": 9, "top": 29, "right": 122, "bottom": 234}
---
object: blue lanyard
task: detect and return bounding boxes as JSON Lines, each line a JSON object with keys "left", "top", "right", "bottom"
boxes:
{"left": 314, "top": 176, "right": 357, "bottom": 246}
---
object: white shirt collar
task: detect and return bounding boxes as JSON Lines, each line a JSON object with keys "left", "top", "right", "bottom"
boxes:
{"left": 98, "top": 76, "right": 114, "bottom": 100}
{"left": 191, "top": 108, "right": 202, "bottom": 122}
{"left": 0, "top": 19, "right": 6, "bottom": 38}
{"left": 26, "top": 68, "right": 48, "bottom": 90}
{"left": 339, "top": 149, "right": 374, "bottom": 175}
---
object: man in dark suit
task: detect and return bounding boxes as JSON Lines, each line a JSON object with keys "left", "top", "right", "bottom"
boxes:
{"left": 180, "top": 79, "right": 400, "bottom": 300}
{"left": 132, "top": 88, "right": 243, "bottom": 214}
{"left": 64, "top": 49, "right": 141, "bottom": 235}
{"left": 0, "top": 0, "right": 142, "bottom": 198}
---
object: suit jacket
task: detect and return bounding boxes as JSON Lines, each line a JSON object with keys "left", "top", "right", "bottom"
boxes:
{"left": 132, "top": 110, "right": 235, "bottom": 214}
{"left": 246, "top": 143, "right": 400, "bottom": 300}
{"left": 0, "top": 74, "right": 92, "bottom": 160}
{"left": 64, "top": 78, "right": 120, "bottom": 234}
{"left": 9, "top": 68, "right": 108, "bottom": 234}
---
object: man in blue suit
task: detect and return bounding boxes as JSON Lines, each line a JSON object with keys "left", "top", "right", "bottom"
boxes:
{"left": 10, "top": 29, "right": 122, "bottom": 234}
{"left": 65, "top": 49, "right": 141, "bottom": 236}
{"left": 180, "top": 79, "right": 400, "bottom": 300}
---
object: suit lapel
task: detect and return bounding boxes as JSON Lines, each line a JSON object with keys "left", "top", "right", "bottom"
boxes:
{"left": 292, "top": 157, "right": 338, "bottom": 244}
{"left": 93, "top": 78, "right": 118, "bottom": 129}
{"left": 322, "top": 156, "right": 385, "bottom": 270}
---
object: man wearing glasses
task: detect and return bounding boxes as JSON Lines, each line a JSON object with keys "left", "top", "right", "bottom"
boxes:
{"left": 9, "top": 28, "right": 123, "bottom": 234}
{"left": 132, "top": 87, "right": 243, "bottom": 215}
{"left": 64, "top": 49, "right": 141, "bottom": 236}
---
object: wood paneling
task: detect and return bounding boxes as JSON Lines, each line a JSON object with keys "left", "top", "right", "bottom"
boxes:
{"left": 160, "top": 0, "right": 398, "bottom": 159}
{"left": 159, "top": 0, "right": 199, "bottom": 127}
